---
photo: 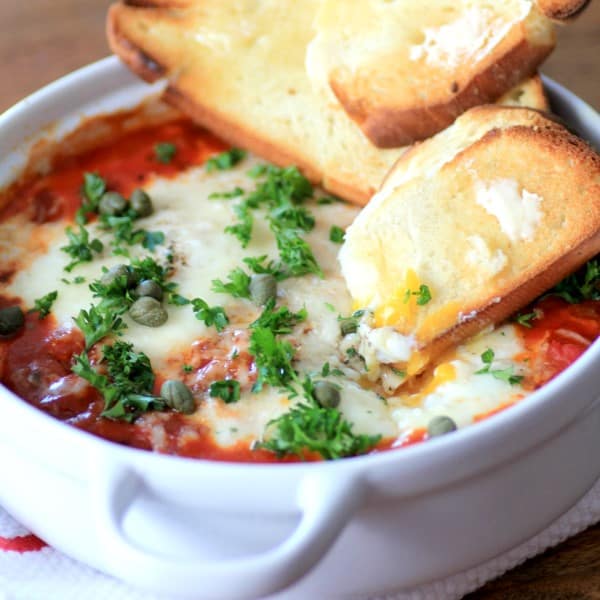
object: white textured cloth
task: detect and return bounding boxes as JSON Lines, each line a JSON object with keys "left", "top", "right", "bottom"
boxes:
{"left": 1, "top": 478, "right": 600, "bottom": 600}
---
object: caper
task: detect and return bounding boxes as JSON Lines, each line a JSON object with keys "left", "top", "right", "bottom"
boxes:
{"left": 134, "top": 279, "right": 163, "bottom": 301}
{"left": 0, "top": 306, "right": 25, "bottom": 336}
{"left": 100, "top": 264, "right": 135, "bottom": 288}
{"left": 130, "top": 188, "right": 154, "bottom": 217}
{"left": 249, "top": 274, "right": 277, "bottom": 305}
{"left": 427, "top": 415, "right": 457, "bottom": 438}
{"left": 312, "top": 380, "right": 341, "bottom": 409}
{"left": 160, "top": 379, "right": 195, "bottom": 414}
{"left": 129, "top": 297, "right": 168, "bottom": 327}
{"left": 99, "top": 191, "right": 127, "bottom": 216}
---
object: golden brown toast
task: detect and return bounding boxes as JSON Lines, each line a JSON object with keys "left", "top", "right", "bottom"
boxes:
{"left": 340, "top": 106, "right": 600, "bottom": 376}
{"left": 107, "top": 0, "right": 550, "bottom": 206}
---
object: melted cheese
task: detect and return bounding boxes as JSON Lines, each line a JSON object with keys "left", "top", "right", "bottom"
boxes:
{"left": 2, "top": 154, "right": 533, "bottom": 449}
{"left": 475, "top": 178, "right": 543, "bottom": 242}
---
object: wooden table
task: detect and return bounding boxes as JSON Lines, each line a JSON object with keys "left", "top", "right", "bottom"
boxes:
{"left": 1, "top": 1, "right": 599, "bottom": 598}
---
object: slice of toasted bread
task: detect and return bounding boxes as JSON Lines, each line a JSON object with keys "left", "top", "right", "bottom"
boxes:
{"left": 107, "top": 1, "right": 549, "bottom": 206}
{"left": 339, "top": 106, "right": 600, "bottom": 376}
{"left": 309, "top": 0, "right": 558, "bottom": 147}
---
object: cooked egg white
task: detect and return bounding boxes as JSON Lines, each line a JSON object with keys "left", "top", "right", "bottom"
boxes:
{"left": 3, "top": 155, "right": 531, "bottom": 447}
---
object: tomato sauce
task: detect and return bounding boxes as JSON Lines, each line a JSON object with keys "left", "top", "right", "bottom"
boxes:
{"left": 516, "top": 297, "right": 600, "bottom": 388}
{"left": 0, "top": 107, "right": 598, "bottom": 462}
{"left": 0, "top": 119, "right": 227, "bottom": 224}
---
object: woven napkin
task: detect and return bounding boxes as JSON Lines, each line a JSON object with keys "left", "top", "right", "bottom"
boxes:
{"left": 1, "top": 477, "right": 599, "bottom": 600}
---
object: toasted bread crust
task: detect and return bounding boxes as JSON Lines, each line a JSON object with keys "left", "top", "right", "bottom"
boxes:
{"left": 334, "top": 37, "right": 553, "bottom": 148}
{"left": 427, "top": 229, "right": 600, "bottom": 364}
{"left": 107, "top": 4, "right": 166, "bottom": 82}
{"left": 107, "top": 2, "right": 550, "bottom": 205}
{"left": 535, "top": 0, "right": 591, "bottom": 20}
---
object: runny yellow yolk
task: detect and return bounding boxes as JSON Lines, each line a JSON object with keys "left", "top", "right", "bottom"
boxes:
{"left": 404, "top": 362, "right": 457, "bottom": 407}
{"left": 373, "top": 268, "right": 421, "bottom": 329}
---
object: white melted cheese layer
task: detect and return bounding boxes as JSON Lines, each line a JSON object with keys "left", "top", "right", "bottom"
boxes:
{"left": 475, "top": 178, "right": 543, "bottom": 242}
{"left": 3, "top": 157, "right": 530, "bottom": 447}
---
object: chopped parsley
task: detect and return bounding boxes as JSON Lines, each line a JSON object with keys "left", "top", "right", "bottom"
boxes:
{"left": 250, "top": 299, "right": 307, "bottom": 334}
{"left": 338, "top": 309, "right": 365, "bottom": 336}
{"left": 549, "top": 258, "right": 600, "bottom": 304}
{"left": 217, "top": 165, "right": 322, "bottom": 278}
{"left": 73, "top": 305, "right": 127, "bottom": 349}
{"left": 404, "top": 284, "right": 432, "bottom": 306}
{"left": 209, "top": 380, "right": 241, "bottom": 403}
{"left": 211, "top": 267, "right": 252, "bottom": 299}
{"left": 248, "top": 326, "right": 297, "bottom": 392}
{"left": 329, "top": 225, "right": 345, "bottom": 244}
{"left": 77, "top": 172, "right": 106, "bottom": 224}
{"left": 224, "top": 202, "right": 253, "bottom": 247}
{"left": 168, "top": 293, "right": 191, "bottom": 306}
{"left": 155, "top": 142, "right": 177, "bottom": 164}
{"left": 257, "top": 394, "right": 380, "bottom": 460}
{"left": 209, "top": 186, "right": 244, "bottom": 200}
{"left": 99, "top": 212, "right": 164, "bottom": 255}
{"left": 61, "top": 276, "right": 86, "bottom": 285}
{"left": 61, "top": 225, "right": 104, "bottom": 271}
{"left": 191, "top": 298, "right": 229, "bottom": 332}
{"left": 72, "top": 341, "right": 165, "bottom": 422}
{"left": 30, "top": 291, "right": 58, "bottom": 319}
{"left": 513, "top": 309, "right": 541, "bottom": 328}
{"left": 273, "top": 227, "right": 322, "bottom": 278}
{"left": 475, "top": 348, "right": 524, "bottom": 385}
{"left": 243, "top": 255, "right": 284, "bottom": 279}
{"left": 182, "top": 364, "right": 193, "bottom": 373}
{"left": 317, "top": 195, "right": 341, "bottom": 205}
{"left": 205, "top": 148, "right": 247, "bottom": 172}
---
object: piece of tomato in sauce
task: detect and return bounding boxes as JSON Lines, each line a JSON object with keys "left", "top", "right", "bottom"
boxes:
{"left": 516, "top": 297, "right": 600, "bottom": 388}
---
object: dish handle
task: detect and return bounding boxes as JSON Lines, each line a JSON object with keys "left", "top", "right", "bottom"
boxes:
{"left": 91, "top": 464, "right": 366, "bottom": 599}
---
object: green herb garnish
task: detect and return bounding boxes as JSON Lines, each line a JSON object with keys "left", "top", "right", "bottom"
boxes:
{"left": 329, "top": 225, "right": 345, "bottom": 244}
{"left": 73, "top": 305, "right": 127, "bottom": 349}
{"left": 248, "top": 327, "right": 297, "bottom": 392}
{"left": 61, "top": 225, "right": 104, "bottom": 271}
{"left": 155, "top": 142, "right": 177, "bottom": 164}
{"left": 209, "top": 380, "right": 241, "bottom": 403}
{"left": 513, "top": 309, "right": 541, "bottom": 328}
{"left": 212, "top": 267, "right": 252, "bottom": 299}
{"left": 224, "top": 202, "right": 254, "bottom": 247}
{"left": 404, "top": 284, "right": 432, "bottom": 306}
{"left": 77, "top": 173, "right": 106, "bottom": 224}
{"left": 475, "top": 348, "right": 524, "bottom": 385}
{"left": 72, "top": 341, "right": 165, "bottom": 422}
{"left": 30, "top": 291, "right": 58, "bottom": 319}
{"left": 191, "top": 298, "right": 229, "bottom": 332}
{"left": 205, "top": 148, "right": 247, "bottom": 172}
{"left": 220, "top": 165, "right": 322, "bottom": 277}
{"left": 250, "top": 299, "right": 307, "bottom": 335}
{"left": 256, "top": 396, "right": 380, "bottom": 460}
{"left": 209, "top": 186, "right": 244, "bottom": 200}
{"left": 549, "top": 258, "right": 600, "bottom": 304}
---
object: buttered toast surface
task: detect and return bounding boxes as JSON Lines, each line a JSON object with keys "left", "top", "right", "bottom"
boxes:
{"left": 108, "top": 0, "right": 552, "bottom": 205}
{"left": 340, "top": 106, "right": 600, "bottom": 376}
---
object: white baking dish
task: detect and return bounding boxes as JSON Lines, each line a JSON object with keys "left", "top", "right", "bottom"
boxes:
{"left": 0, "top": 57, "right": 599, "bottom": 600}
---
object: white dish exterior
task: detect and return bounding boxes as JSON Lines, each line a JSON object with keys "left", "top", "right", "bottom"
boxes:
{"left": 0, "top": 57, "right": 599, "bottom": 600}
